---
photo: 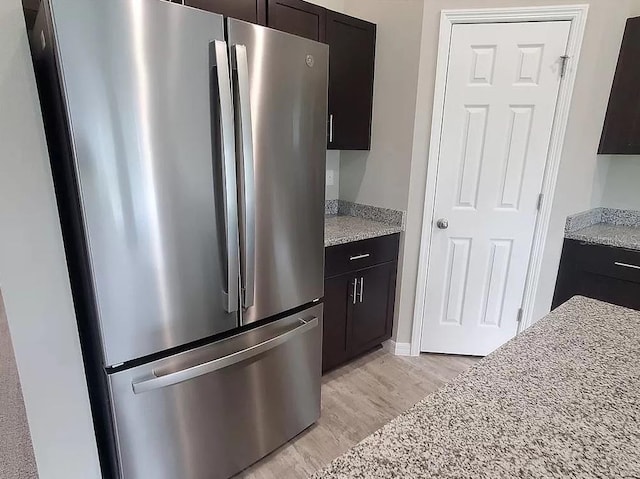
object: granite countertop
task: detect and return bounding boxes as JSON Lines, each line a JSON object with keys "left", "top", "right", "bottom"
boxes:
{"left": 566, "top": 223, "right": 640, "bottom": 251}
{"left": 325, "top": 215, "right": 402, "bottom": 247}
{"left": 324, "top": 200, "right": 404, "bottom": 247}
{"left": 565, "top": 207, "right": 640, "bottom": 251}
{"left": 312, "top": 296, "right": 640, "bottom": 478}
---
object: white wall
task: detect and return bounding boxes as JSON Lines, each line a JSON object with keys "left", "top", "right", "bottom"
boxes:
{"left": 340, "top": 0, "right": 425, "bottom": 212}
{"left": 354, "top": 0, "right": 640, "bottom": 345}
{"left": 0, "top": 0, "right": 102, "bottom": 477}
{"left": 599, "top": 156, "right": 640, "bottom": 210}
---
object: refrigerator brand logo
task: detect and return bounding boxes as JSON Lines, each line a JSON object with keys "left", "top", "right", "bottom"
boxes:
{"left": 305, "top": 55, "right": 315, "bottom": 68}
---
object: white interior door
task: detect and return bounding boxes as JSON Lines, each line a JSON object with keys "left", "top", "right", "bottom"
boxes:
{"left": 421, "top": 21, "right": 570, "bottom": 356}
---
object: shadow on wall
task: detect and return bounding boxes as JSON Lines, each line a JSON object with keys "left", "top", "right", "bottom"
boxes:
{"left": 339, "top": 150, "right": 368, "bottom": 200}
{"left": 0, "top": 291, "right": 38, "bottom": 479}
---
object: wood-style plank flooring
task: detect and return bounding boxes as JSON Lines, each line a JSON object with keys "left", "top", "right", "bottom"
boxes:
{"left": 237, "top": 348, "right": 480, "bottom": 478}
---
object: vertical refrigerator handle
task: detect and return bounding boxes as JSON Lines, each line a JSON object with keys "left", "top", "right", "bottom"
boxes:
{"left": 233, "top": 44, "right": 256, "bottom": 311}
{"left": 211, "top": 40, "right": 239, "bottom": 313}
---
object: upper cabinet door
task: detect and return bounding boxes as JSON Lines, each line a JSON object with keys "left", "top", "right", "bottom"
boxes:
{"left": 266, "top": 0, "right": 326, "bottom": 43}
{"left": 326, "top": 11, "right": 376, "bottom": 150}
{"left": 599, "top": 17, "right": 640, "bottom": 155}
{"left": 184, "top": 0, "right": 266, "bottom": 24}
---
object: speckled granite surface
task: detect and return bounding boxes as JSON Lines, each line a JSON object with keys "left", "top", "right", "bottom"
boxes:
{"left": 565, "top": 208, "right": 640, "bottom": 251}
{"left": 312, "top": 297, "right": 640, "bottom": 479}
{"left": 325, "top": 199, "right": 339, "bottom": 216}
{"left": 336, "top": 201, "right": 404, "bottom": 227}
{"left": 324, "top": 201, "right": 404, "bottom": 247}
{"left": 325, "top": 216, "right": 402, "bottom": 247}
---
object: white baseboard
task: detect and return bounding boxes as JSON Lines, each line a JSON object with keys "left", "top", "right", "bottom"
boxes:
{"left": 383, "top": 339, "right": 412, "bottom": 356}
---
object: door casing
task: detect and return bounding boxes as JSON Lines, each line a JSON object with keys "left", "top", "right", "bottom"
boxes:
{"left": 410, "top": 5, "right": 589, "bottom": 357}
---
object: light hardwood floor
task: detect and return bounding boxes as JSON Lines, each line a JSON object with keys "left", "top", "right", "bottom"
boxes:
{"left": 237, "top": 348, "right": 480, "bottom": 478}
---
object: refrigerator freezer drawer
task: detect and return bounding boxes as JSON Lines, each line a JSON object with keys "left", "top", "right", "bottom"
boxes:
{"left": 108, "top": 304, "right": 322, "bottom": 479}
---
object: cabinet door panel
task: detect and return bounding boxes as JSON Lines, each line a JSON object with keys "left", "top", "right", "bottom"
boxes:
{"left": 267, "top": 0, "right": 325, "bottom": 42}
{"left": 348, "top": 262, "right": 395, "bottom": 356}
{"left": 322, "top": 273, "right": 355, "bottom": 373}
{"left": 184, "top": 0, "right": 266, "bottom": 24}
{"left": 326, "top": 11, "right": 376, "bottom": 150}
{"left": 553, "top": 239, "right": 640, "bottom": 311}
{"left": 599, "top": 17, "right": 640, "bottom": 154}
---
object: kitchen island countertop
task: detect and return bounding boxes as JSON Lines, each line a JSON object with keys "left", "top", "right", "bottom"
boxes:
{"left": 312, "top": 296, "right": 640, "bottom": 478}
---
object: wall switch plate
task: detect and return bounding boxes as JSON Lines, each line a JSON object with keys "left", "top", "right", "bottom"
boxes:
{"left": 326, "top": 170, "right": 335, "bottom": 186}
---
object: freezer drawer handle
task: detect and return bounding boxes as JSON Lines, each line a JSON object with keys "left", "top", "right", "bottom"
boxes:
{"left": 131, "top": 317, "right": 318, "bottom": 394}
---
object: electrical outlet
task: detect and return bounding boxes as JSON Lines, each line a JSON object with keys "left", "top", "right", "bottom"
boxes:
{"left": 326, "top": 170, "right": 335, "bottom": 186}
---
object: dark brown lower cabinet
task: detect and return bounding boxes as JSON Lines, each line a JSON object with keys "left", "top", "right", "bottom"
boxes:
{"left": 553, "top": 239, "right": 640, "bottom": 311}
{"left": 323, "top": 234, "right": 399, "bottom": 373}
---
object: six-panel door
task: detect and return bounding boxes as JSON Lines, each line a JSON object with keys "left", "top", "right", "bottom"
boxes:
{"left": 421, "top": 21, "right": 571, "bottom": 356}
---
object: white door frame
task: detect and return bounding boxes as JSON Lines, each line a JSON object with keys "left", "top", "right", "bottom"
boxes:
{"left": 409, "top": 5, "right": 589, "bottom": 357}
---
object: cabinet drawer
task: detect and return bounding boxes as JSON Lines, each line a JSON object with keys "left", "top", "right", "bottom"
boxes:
{"left": 572, "top": 241, "right": 640, "bottom": 284}
{"left": 325, "top": 233, "right": 399, "bottom": 278}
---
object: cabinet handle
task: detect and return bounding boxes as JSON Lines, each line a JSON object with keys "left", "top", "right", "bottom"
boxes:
{"left": 349, "top": 253, "right": 370, "bottom": 261}
{"left": 329, "top": 114, "right": 334, "bottom": 143}
{"left": 358, "top": 277, "right": 364, "bottom": 303}
{"left": 614, "top": 262, "right": 640, "bottom": 270}
{"left": 352, "top": 278, "right": 358, "bottom": 305}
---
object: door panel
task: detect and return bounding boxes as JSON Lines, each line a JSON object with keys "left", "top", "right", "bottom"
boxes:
{"left": 184, "top": 0, "right": 266, "bottom": 24}
{"left": 326, "top": 11, "right": 376, "bottom": 150}
{"left": 349, "top": 263, "right": 395, "bottom": 356}
{"left": 50, "top": 0, "right": 237, "bottom": 365}
{"left": 109, "top": 304, "right": 322, "bottom": 479}
{"left": 322, "top": 273, "right": 352, "bottom": 372}
{"left": 267, "top": 0, "right": 326, "bottom": 42}
{"left": 421, "top": 21, "right": 571, "bottom": 356}
{"left": 227, "top": 20, "right": 328, "bottom": 324}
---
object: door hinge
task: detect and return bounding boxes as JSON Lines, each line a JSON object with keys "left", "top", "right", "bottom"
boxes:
{"left": 560, "top": 55, "right": 570, "bottom": 78}
{"left": 516, "top": 308, "right": 523, "bottom": 323}
{"left": 536, "top": 193, "right": 544, "bottom": 211}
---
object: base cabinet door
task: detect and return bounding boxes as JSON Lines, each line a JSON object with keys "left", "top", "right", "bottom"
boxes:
{"left": 322, "top": 273, "right": 353, "bottom": 373}
{"left": 348, "top": 263, "right": 396, "bottom": 357}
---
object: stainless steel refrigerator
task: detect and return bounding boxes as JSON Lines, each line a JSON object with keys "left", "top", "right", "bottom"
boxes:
{"left": 29, "top": 1, "right": 327, "bottom": 478}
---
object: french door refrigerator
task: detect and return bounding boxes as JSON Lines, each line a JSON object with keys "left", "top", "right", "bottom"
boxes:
{"left": 29, "top": 1, "right": 328, "bottom": 478}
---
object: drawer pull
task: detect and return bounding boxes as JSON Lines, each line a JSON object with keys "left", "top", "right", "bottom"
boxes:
{"left": 614, "top": 262, "right": 640, "bottom": 270}
{"left": 350, "top": 253, "right": 370, "bottom": 261}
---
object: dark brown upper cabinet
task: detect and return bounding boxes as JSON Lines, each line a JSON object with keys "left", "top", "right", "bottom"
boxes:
{"left": 266, "top": 0, "right": 325, "bottom": 43}
{"left": 326, "top": 11, "right": 376, "bottom": 150}
{"left": 22, "top": 0, "right": 41, "bottom": 31}
{"left": 182, "top": 0, "right": 377, "bottom": 151}
{"left": 183, "top": 0, "right": 266, "bottom": 25}
{"left": 599, "top": 17, "right": 640, "bottom": 155}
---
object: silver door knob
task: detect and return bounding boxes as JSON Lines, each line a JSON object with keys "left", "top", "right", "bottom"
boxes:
{"left": 436, "top": 218, "right": 449, "bottom": 229}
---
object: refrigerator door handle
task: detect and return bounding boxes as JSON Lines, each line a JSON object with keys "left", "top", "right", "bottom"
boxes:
{"left": 212, "top": 40, "right": 239, "bottom": 313}
{"left": 132, "top": 316, "right": 319, "bottom": 394}
{"left": 233, "top": 44, "right": 256, "bottom": 312}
